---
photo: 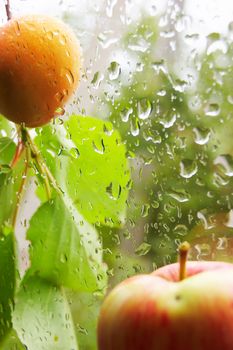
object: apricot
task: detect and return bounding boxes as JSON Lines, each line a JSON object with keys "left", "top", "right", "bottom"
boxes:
{"left": 0, "top": 15, "right": 81, "bottom": 127}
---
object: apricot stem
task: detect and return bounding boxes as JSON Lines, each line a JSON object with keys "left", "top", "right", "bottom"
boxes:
{"left": 179, "top": 241, "right": 190, "bottom": 281}
{"left": 5, "top": 0, "right": 12, "bottom": 21}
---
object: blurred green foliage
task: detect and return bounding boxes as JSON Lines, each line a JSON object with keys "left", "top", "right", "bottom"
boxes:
{"left": 2, "top": 9, "right": 233, "bottom": 350}
{"left": 98, "top": 16, "right": 233, "bottom": 279}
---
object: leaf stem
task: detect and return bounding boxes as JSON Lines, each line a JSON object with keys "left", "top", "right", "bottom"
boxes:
{"left": 10, "top": 129, "right": 25, "bottom": 169}
{"left": 179, "top": 241, "right": 190, "bottom": 281}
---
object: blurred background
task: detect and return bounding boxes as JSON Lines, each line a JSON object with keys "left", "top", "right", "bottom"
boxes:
{"left": 2, "top": 0, "right": 233, "bottom": 348}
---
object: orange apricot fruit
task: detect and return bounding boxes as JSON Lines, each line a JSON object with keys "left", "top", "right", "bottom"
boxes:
{"left": 0, "top": 15, "right": 81, "bottom": 127}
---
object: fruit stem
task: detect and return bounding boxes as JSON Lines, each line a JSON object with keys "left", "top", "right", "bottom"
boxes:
{"left": 5, "top": 0, "right": 12, "bottom": 21}
{"left": 179, "top": 241, "right": 190, "bottom": 281}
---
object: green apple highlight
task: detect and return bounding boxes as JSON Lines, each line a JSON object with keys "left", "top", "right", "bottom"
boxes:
{"left": 98, "top": 242, "right": 233, "bottom": 350}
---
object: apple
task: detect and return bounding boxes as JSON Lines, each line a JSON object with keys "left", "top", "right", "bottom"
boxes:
{"left": 98, "top": 242, "right": 233, "bottom": 350}
{"left": 0, "top": 15, "right": 81, "bottom": 127}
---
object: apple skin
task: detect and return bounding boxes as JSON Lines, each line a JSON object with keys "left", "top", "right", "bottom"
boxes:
{"left": 0, "top": 15, "right": 81, "bottom": 127}
{"left": 98, "top": 261, "right": 233, "bottom": 350}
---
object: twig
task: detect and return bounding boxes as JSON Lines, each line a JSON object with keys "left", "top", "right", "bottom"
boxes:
{"left": 5, "top": 0, "right": 12, "bottom": 21}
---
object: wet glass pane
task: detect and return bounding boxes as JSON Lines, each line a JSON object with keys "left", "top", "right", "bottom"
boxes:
{"left": 1, "top": 0, "right": 233, "bottom": 349}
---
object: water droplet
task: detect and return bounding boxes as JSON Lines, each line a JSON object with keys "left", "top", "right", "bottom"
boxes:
{"left": 77, "top": 324, "right": 88, "bottom": 335}
{"left": 135, "top": 242, "right": 152, "bottom": 256}
{"left": 128, "top": 37, "right": 150, "bottom": 53}
{"left": 123, "top": 229, "right": 131, "bottom": 239}
{"left": 98, "top": 32, "right": 118, "bottom": 49}
{"left": 0, "top": 164, "right": 11, "bottom": 175}
{"left": 136, "top": 62, "right": 144, "bottom": 72}
{"left": 143, "top": 130, "right": 161, "bottom": 144}
{"left": 54, "top": 107, "right": 65, "bottom": 116}
{"left": 173, "top": 79, "right": 188, "bottom": 93}
{"left": 92, "top": 139, "right": 105, "bottom": 154}
{"left": 106, "top": 0, "right": 117, "bottom": 17}
{"left": 168, "top": 189, "right": 191, "bottom": 203}
{"left": 213, "top": 171, "right": 229, "bottom": 187}
{"left": 194, "top": 243, "right": 211, "bottom": 259}
{"left": 189, "top": 94, "right": 201, "bottom": 111}
{"left": 214, "top": 155, "right": 233, "bottom": 177}
{"left": 184, "top": 33, "right": 199, "bottom": 46}
{"left": 197, "top": 210, "right": 215, "bottom": 230}
{"left": 59, "top": 34, "right": 67, "bottom": 45}
{"left": 160, "top": 30, "right": 175, "bottom": 39}
{"left": 62, "top": 68, "right": 75, "bottom": 85}
{"left": 120, "top": 107, "right": 133, "bottom": 122}
{"left": 46, "top": 31, "right": 54, "bottom": 40}
{"left": 149, "top": 3, "right": 158, "bottom": 16}
{"left": 175, "top": 15, "right": 191, "bottom": 33}
{"left": 180, "top": 159, "right": 198, "bottom": 179}
{"left": 157, "top": 89, "right": 166, "bottom": 97}
{"left": 159, "top": 15, "right": 168, "bottom": 28}
{"left": 159, "top": 109, "right": 177, "bottom": 128}
{"left": 108, "top": 61, "right": 121, "bottom": 80}
{"left": 60, "top": 253, "right": 68, "bottom": 263}
{"left": 141, "top": 204, "right": 150, "bottom": 217}
{"left": 151, "top": 200, "right": 159, "bottom": 209}
{"left": 137, "top": 99, "right": 152, "bottom": 120}
{"left": 130, "top": 118, "right": 140, "bottom": 136}
{"left": 70, "top": 148, "right": 80, "bottom": 159}
{"left": 227, "top": 95, "right": 233, "bottom": 105}
{"left": 174, "top": 224, "right": 188, "bottom": 236}
{"left": 204, "top": 103, "right": 220, "bottom": 117}
{"left": 55, "top": 91, "right": 66, "bottom": 102}
{"left": 106, "top": 182, "right": 121, "bottom": 200}
{"left": 2, "top": 223, "right": 12, "bottom": 237}
{"left": 152, "top": 59, "right": 167, "bottom": 74}
{"left": 103, "top": 123, "right": 114, "bottom": 136}
{"left": 193, "top": 127, "right": 211, "bottom": 145}
{"left": 91, "top": 71, "right": 104, "bottom": 89}
{"left": 207, "top": 39, "right": 227, "bottom": 56}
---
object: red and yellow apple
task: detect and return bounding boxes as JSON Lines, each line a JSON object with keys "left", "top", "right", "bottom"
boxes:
{"left": 98, "top": 243, "right": 233, "bottom": 350}
{"left": 0, "top": 15, "right": 81, "bottom": 127}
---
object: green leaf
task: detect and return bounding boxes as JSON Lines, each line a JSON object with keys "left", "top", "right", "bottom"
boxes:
{"left": 13, "top": 276, "right": 79, "bottom": 350}
{"left": 0, "top": 233, "right": 16, "bottom": 344}
{"left": 1, "top": 330, "right": 25, "bottom": 350}
{"left": 0, "top": 137, "right": 16, "bottom": 165}
{"left": 0, "top": 137, "right": 21, "bottom": 345}
{"left": 0, "top": 136, "right": 18, "bottom": 228}
{"left": 0, "top": 115, "right": 15, "bottom": 138}
{"left": 35, "top": 115, "right": 130, "bottom": 227}
{"left": 0, "top": 164, "right": 11, "bottom": 175}
{"left": 27, "top": 195, "right": 107, "bottom": 293}
{"left": 70, "top": 291, "right": 101, "bottom": 350}
{"left": 0, "top": 154, "right": 23, "bottom": 229}
{"left": 0, "top": 173, "right": 14, "bottom": 227}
